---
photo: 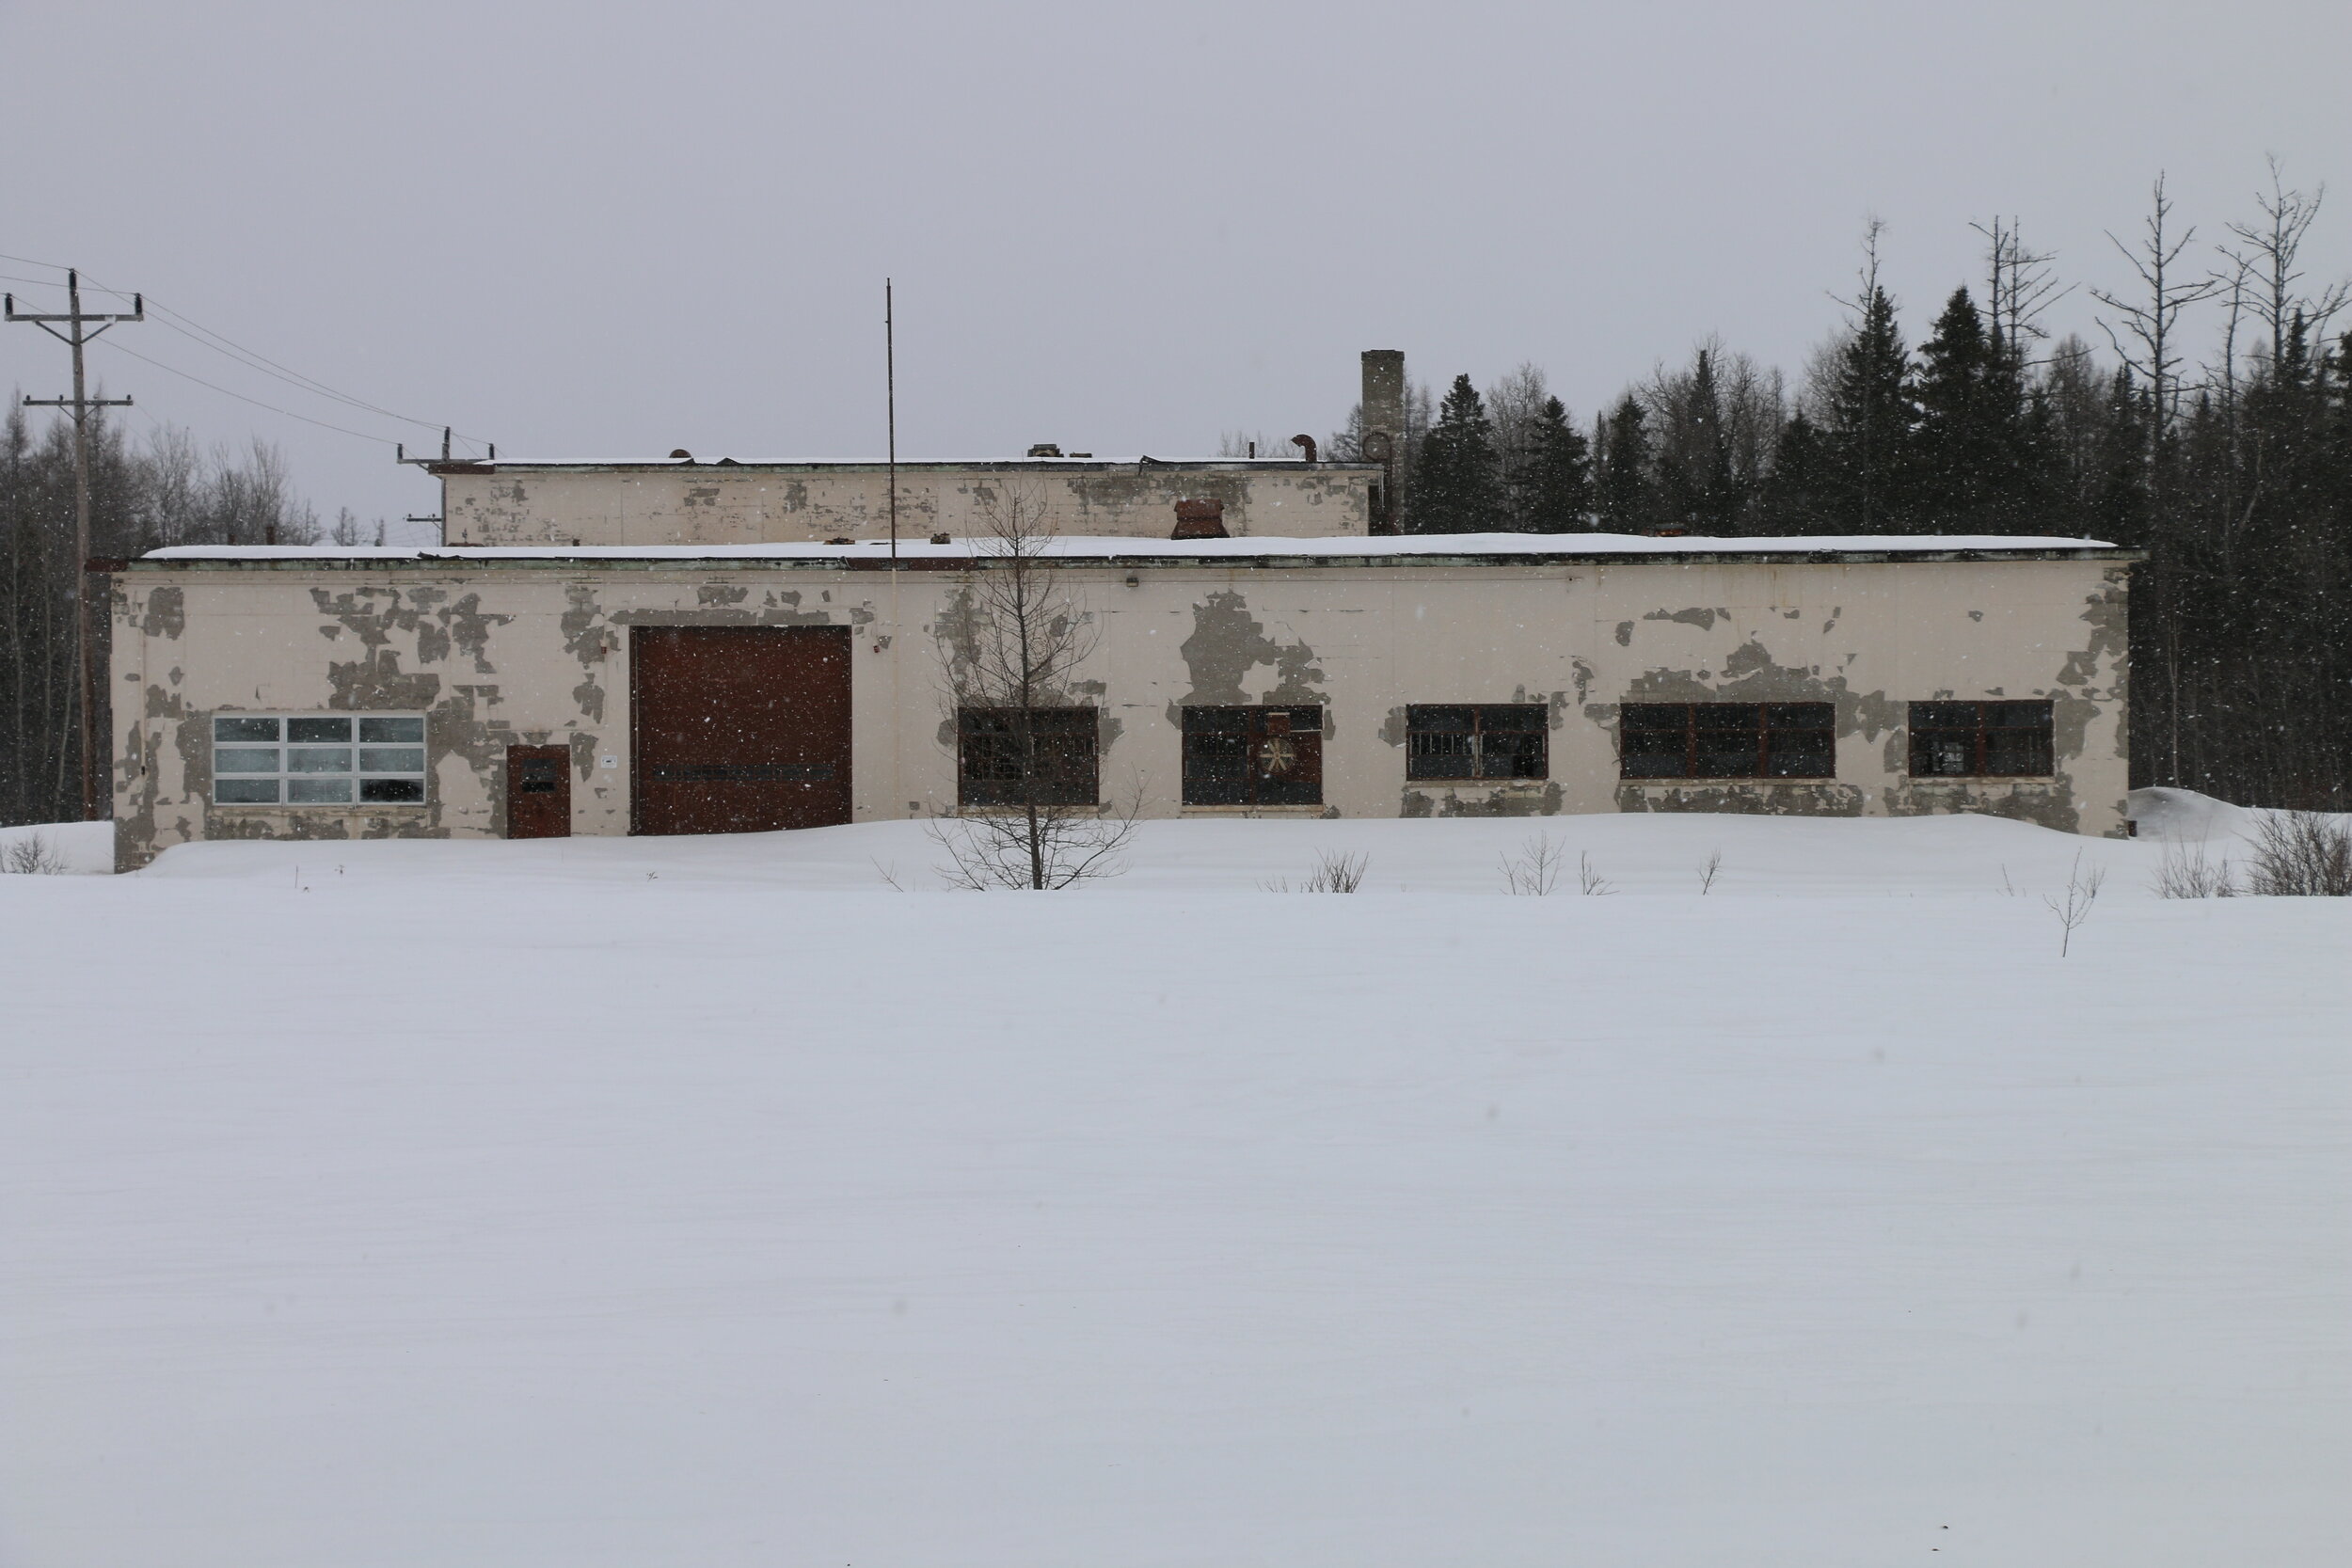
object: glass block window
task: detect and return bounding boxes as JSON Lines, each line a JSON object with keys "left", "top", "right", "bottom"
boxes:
{"left": 211, "top": 714, "right": 427, "bottom": 805}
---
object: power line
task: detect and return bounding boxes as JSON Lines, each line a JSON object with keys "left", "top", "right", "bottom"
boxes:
{"left": 85, "top": 335, "right": 404, "bottom": 446}
{"left": 0, "top": 248, "right": 76, "bottom": 274}
{"left": 3, "top": 249, "right": 492, "bottom": 451}
{"left": 138, "top": 301, "right": 487, "bottom": 441}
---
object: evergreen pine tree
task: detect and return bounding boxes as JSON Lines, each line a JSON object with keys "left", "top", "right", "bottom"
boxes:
{"left": 1512, "top": 396, "right": 1593, "bottom": 531}
{"left": 1913, "top": 286, "right": 2037, "bottom": 532}
{"left": 1596, "top": 395, "right": 1654, "bottom": 533}
{"left": 1653, "top": 348, "right": 1737, "bottom": 531}
{"left": 2091, "top": 368, "right": 2151, "bottom": 546}
{"left": 1757, "top": 408, "right": 1828, "bottom": 531}
{"left": 1407, "top": 373, "right": 1504, "bottom": 533}
{"left": 1819, "top": 285, "right": 1916, "bottom": 531}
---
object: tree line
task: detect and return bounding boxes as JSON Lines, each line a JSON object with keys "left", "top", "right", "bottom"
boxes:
{"left": 1333, "top": 170, "right": 2351, "bottom": 810}
{"left": 0, "top": 406, "right": 381, "bottom": 826}
{"left": 6, "top": 168, "right": 2345, "bottom": 827}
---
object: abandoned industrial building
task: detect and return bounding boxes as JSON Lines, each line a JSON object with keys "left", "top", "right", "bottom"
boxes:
{"left": 103, "top": 353, "right": 2137, "bottom": 870}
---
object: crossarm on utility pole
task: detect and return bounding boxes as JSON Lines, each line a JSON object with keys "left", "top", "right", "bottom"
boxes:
{"left": 6, "top": 269, "right": 146, "bottom": 822}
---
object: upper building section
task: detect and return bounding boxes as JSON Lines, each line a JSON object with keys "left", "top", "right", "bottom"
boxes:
{"left": 429, "top": 456, "right": 1382, "bottom": 547}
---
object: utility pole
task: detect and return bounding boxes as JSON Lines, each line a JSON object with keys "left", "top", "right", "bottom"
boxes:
{"left": 7, "top": 270, "right": 143, "bottom": 822}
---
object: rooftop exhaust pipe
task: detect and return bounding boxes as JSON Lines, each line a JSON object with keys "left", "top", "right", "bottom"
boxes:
{"left": 1291, "top": 433, "right": 1317, "bottom": 464}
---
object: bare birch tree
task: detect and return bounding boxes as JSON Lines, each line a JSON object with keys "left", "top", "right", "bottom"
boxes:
{"left": 2220, "top": 157, "right": 2351, "bottom": 372}
{"left": 2091, "top": 174, "right": 2223, "bottom": 452}
{"left": 930, "top": 487, "right": 1137, "bottom": 889}
{"left": 1970, "top": 215, "right": 2073, "bottom": 366}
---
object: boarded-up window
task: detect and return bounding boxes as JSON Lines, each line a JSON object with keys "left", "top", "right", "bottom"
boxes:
{"left": 958, "top": 707, "right": 1100, "bottom": 807}
{"left": 1619, "top": 702, "right": 1836, "bottom": 779}
{"left": 1183, "top": 705, "right": 1324, "bottom": 806}
{"left": 1406, "top": 704, "right": 1548, "bottom": 781}
{"left": 1908, "top": 700, "right": 2054, "bottom": 777}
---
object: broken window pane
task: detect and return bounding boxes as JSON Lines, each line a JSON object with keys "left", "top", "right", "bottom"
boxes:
{"left": 213, "top": 712, "right": 428, "bottom": 807}
{"left": 957, "top": 708, "right": 1100, "bottom": 808}
{"left": 1183, "top": 705, "right": 1323, "bottom": 806}
{"left": 1907, "top": 700, "right": 2054, "bottom": 777}
{"left": 1406, "top": 704, "right": 1546, "bottom": 782}
{"left": 1619, "top": 702, "right": 1836, "bottom": 780}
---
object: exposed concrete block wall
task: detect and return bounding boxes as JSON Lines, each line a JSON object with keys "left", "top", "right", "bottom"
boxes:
{"left": 109, "top": 554, "right": 2132, "bottom": 869}
{"left": 437, "top": 462, "right": 1379, "bottom": 546}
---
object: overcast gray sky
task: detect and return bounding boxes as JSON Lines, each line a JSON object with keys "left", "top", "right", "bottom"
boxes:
{"left": 5, "top": 1, "right": 2347, "bottom": 541}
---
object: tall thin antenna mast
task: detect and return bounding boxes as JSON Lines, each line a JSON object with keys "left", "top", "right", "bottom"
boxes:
{"left": 885, "top": 277, "right": 898, "bottom": 562}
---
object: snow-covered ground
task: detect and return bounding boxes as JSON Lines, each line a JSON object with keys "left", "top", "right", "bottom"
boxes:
{"left": 2, "top": 807, "right": 2345, "bottom": 1567}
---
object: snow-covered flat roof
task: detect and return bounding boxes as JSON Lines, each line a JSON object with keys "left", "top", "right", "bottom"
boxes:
{"left": 136, "top": 531, "right": 2131, "bottom": 567}
{"left": 427, "top": 456, "right": 1376, "bottom": 473}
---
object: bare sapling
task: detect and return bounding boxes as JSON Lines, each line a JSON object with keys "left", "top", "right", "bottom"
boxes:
{"left": 2151, "top": 837, "right": 2237, "bottom": 899}
{"left": 1266, "top": 848, "right": 1369, "bottom": 893}
{"left": 2043, "top": 853, "right": 2106, "bottom": 957}
{"left": 1501, "top": 834, "right": 1564, "bottom": 895}
{"left": 1, "top": 832, "right": 67, "bottom": 875}
{"left": 1577, "top": 852, "right": 1614, "bottom": 896}
{"left": 1696, "top": 848, "right": 1723, "bottom": 895}
{"left": 2244, "top": 811, "right": 2352, "bottom": 896}
{"left": 930, "top": 487, "right": 1139, "bottom": 890}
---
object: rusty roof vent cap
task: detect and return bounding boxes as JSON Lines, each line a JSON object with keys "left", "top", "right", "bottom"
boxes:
{"left": 1026, "top": 442, "right": 1062, "bottom": 458}
{"left": 1171, "top": 498, "right": 1229, "bottom": 540}
{"left": 670, "top": 449, "right": 694, "bottom": 462}
{"left": 1649, "top": 524, "right": 1690, "bottom": 538}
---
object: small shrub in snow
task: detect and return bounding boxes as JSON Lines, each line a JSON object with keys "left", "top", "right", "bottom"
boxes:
{"left": 2043, "top": 853, "right": 2106, "bottom": 957}
{"left": 1577, "top": 852, "right": 1613, "bottom": 896}
{"left": 1697, "top": 849, "right": 1724, "bottom": 895}
{"left": 2244, "top": 811, "right": 2352, "bottom": 896}
{"left": 1500, "top": 835, "right": 1564, "bottom": 895}
{"left": 1265, "top": 849, "right": 1369, "bottom": 893}
{"left": 2151, "top": 839, "right": 2237, "bottom": 899}
{"left": 2, "top": 832, "right": 66, "bottom": 876}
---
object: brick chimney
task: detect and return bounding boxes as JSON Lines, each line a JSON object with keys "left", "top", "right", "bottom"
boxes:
{"left": 1171, "top": 498, "right": 1229, "bottom": 540}
{"left": 1360, "top": 349, "right": 1406, "bottom": 534}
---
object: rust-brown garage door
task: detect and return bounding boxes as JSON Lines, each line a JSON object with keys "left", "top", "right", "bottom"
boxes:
{"left": 630, "top": 626, "right": 852, "bottom": 835}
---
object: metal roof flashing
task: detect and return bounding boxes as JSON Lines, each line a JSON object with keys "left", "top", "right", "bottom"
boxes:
{"left": 121, "top": 538, "right": 2143, "bottom": 572}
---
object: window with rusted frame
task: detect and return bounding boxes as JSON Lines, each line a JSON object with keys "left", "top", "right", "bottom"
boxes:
{"left": 1406, "top": 704, "right": 1549, "bottom": 781}
{"left": 957, "top": 707, "right": 1100, "bottom": 807}
{"left": 1908, "top": 700, "right": 2054, "bottom": 777}
{"left": 1618, "top": 702, "right": 1836, "bottom": 779}
{"left": 1182, "top": 705, "right": 1324, "bottom": 806}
